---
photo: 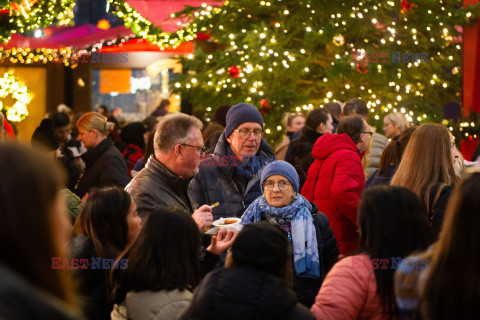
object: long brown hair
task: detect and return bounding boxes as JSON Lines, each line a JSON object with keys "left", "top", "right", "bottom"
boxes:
{"left": 421, "top": 173, "right": 480, "bottom": 320}
{"left": 74, "top": 187, "right": 132, "bottom": 260}
{"left": 0, "top": 143, "right": 75, "bottom": 306}
{"left": 390, "top": 124, "right": 457, "bottom": 213}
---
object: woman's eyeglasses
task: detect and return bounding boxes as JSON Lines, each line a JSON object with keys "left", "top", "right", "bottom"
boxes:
{"left": 263, "top": 180, "right": 291, "bottom": 191}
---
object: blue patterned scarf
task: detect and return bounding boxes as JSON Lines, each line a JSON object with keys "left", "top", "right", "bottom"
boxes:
{"left": 241, "top": 194, "right": 320, "bottom": 278}
{"left": 227, "top": 146, "right": 262, "bottom": 180}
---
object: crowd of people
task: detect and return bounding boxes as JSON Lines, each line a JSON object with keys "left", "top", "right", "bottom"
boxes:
{"left": 0, "top": 97, "right": 479, "bottom": 320}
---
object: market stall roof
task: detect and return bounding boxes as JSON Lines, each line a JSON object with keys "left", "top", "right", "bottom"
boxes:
{"left": 0, "top": 33, "right": 64, "bottom": 49}
{"left": 101, "top": 38, "right": 193, "bottom": 53}
{"left": 125, "top": 0, "right": 223, "bottom": 32}
{"left": 44, "top": 25, "right": 134, "bottom": 49}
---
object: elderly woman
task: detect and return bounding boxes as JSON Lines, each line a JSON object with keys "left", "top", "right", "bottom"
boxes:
{"left": 241, "top": 160, "right": 339, "bottom": 308}
{"left": 383, "top": 112, "right": 410, "bottom": 140}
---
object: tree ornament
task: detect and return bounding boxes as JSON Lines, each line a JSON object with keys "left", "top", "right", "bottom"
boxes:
{"left": 401, "top": 0, "right": 417, "bottom": 14}
{"left": 356, "top": 63, "right": 368, "bottom": 74}
{"left": 228, "top": 65, "right": 241, "bottom": 78}
{"left": 452, "top": 66, "right": 459, "bottom": 75}
{"left": 0, "top": 71, "right": 33, "bottom": 122}
{"left": 259, "top": 99, "right": 272, "bottom": 114}
{"left": 332, "top": 34, "right": 345, "bottom": 46}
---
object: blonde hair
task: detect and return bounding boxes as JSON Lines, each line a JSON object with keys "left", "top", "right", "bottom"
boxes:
{"left": 391, "top": 123, "right": 458, "bottom": 213}
{"left": 76, "top": 112, "right": 114, "bottom": 135}
{"left": 384, "top": 112, "right": 410, "bottom": 132}
{"left": 282, "top": 112, "right": 304, "bottom": 128}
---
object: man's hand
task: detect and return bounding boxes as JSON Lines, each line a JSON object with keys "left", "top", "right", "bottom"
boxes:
{"left": 207, "top": 229, "right": 238, "bottom": 255}
{"left": 192, "top": 205, "right": 213, "bottom": 232}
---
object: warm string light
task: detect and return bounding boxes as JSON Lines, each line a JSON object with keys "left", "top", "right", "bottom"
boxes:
{"left": 0, "top": 71, "right": 33, "bottom": 122}
{"left": 0, "top": 0, "right": 75, "bottom": 43}
{"left": 160, "top": 0, "right": 480, "bottom": 142}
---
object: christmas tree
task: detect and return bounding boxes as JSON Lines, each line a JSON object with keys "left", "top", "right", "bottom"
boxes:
{"left": 168, "top": 0, "right": 480, "bottom": 144}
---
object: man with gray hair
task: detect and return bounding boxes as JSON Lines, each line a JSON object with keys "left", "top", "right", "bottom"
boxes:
{"left": 125, "top": 113, "right": 213, "bottom": 231}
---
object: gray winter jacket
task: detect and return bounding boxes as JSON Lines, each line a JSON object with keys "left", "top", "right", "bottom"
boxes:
{"left": 189, "top": 132, "right": 275, "bottom": 220}
{"left": 111, "top": 289, "right": 193, "bottom": 320}
{"left": 125, "top": 156, "right": 196, "bottom": 219}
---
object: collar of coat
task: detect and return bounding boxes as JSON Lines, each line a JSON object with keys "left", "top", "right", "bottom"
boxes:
{"left": 81, "top": 138, "right": 113, "bottom": 168}
{"left": 146, "top": 155, "right": 193, "bottom": 194}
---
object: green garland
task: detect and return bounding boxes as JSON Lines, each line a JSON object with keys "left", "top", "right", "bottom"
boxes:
{"left": 107, "top": 0, "right": 208, "bottom": 49}
{"left": 0, "top": 0, "right": 75, "bottom": 44}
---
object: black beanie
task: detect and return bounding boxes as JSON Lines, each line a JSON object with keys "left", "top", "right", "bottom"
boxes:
{"left": 232, "top": 222, "right": 288, "bottom": 277}
{"left": 224, "top": 103, "right": 264, "bottom": 138}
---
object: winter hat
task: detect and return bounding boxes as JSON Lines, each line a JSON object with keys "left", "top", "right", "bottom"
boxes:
{"left": 231, "top": 222, "right": 288, "bottom": 277}
{"left": 212, "top": 104, "right": 231, "bottom": 127}
{"left": 261, "top": 160, "right": 300, "bottom": 193}
{"left": 224, "top": 103, "right": 264, "bottom": 138}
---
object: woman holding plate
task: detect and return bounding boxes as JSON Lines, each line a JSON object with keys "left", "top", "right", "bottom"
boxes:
{"left": 240, "top": 160, "right": 339, "bottom": 308}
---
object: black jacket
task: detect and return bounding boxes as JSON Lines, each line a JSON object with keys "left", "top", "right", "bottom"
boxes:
{"left": 0, "top": 264, "right": 82, "bottom": 320}
{"left": 364, "top": 165, "right": 397, "bottom": 189}
{"left": 260, "top": 202, "right": 339, "bottom": 308}
{"left": 285, "top": 127, "right": 323, "bottom": 189}
{"left": 69, "top": 235, "right": 111, "bottom": 320}
{"left": 427, "top": 184, "right": 453, "bottom": 238}
{"left": 74, "top": 138, "right": 129, "bottom": 198}
{"left": 189, "top": 132, "right": 275, "bottom": 220}
{"left": 178, "top": 267, "right": 315, "bottom": 320}
{"left": 125, "top": 155, "right": 196, "bottom": 219}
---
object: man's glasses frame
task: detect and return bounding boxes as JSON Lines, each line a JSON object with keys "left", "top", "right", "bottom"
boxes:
{"left": 234, "top": 128, "right": 264, "bottom": 140}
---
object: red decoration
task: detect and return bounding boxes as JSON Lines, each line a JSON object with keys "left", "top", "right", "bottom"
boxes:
{"left": 259, "top": 99, "right": 272, "bottom": 114}
{"left": 356, "top": 63, "right": 368, "bottom": 74}
{"left": 401, "top": 0, "right": 413, "bottom": 10}
{"left": 0, "top": 9, "right": 9, "bottom": 15}
{"left": 228, "top": 65, "right": 241, "bottom": 78}
{"left": 400, "top": 0, "right": 417, "bottom": 13}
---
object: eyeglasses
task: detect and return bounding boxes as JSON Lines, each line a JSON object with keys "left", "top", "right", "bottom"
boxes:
{"left": 362, "top": 131, "right": 374, "bottom": 137}
{"left": 179, "top": 143, "right": 206, "bottom": 154}
{"left": 263, "top": 180, "right": 291, "bottom": 191}
{"left": 234, "top": 128, "right": 264, "bottom": 140}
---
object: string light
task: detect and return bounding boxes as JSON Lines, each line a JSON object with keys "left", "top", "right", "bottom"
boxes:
{"left": 0, "top": 71, "right": 33, "bottom": 122}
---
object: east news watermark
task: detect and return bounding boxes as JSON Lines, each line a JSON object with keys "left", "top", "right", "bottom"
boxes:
{"left": 51, "top": 257, "right": 128, "bottom": 270}
{"left": 351, "top": 51, "right": 429, "bottom": 64}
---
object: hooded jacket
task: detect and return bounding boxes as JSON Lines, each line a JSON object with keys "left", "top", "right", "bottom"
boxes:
{"left": 301, "top": 133, "right": 365, "bottom": 255}
{"left": 189, "top": 132, "right": 275, "bottom": 220}
{"left": 178, "top": 267, "right": 315, "bottom": 320}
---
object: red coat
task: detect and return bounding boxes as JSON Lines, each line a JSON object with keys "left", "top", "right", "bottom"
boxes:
{"left": 301, "top": 133, "right": 364, "bottom": 255}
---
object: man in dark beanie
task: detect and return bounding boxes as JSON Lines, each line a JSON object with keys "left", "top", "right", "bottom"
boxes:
{"left": 189, "top": 103, "right": 275, "bottom": 220}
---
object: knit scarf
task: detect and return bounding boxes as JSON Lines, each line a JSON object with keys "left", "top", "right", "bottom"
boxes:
{"left": 240, "top": 194, "right": 320, "bottom": 278}
{"left": 227, "top": 146, "right": 261, "bottom": 180}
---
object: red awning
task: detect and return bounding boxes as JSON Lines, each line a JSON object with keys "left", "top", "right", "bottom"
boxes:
{"left": 100, "top": 38, "right": 194, "bottom": 53}
{"left": 1, "top": 33, "right": 64, "bottom": 49}
{"left": 126, "top": 0, "right": 223, "bottom": 32}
